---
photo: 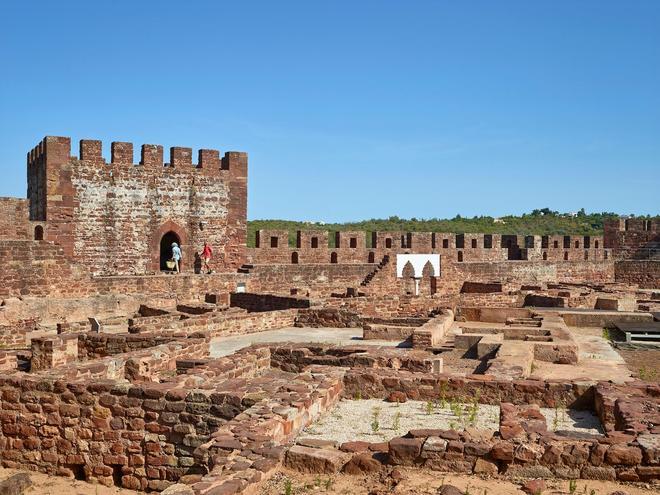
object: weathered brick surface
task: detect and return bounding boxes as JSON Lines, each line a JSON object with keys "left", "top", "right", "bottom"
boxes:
{"left": 0, "top": 198, "right": 30, "bottom": 240}
{"left": 615, "top": 260, "right": 660, "bottom": 289}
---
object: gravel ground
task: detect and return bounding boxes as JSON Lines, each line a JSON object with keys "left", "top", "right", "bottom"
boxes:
{"left": 539, "top": 407, "right": 605, "bottom": 435}
{"left": 301, "top": 399, "right": 605, "bottom": 444}
{"left": 301, "top": 399, "right": 500, "bottom": 444}
{"left": 617, "top": 347, "right": 660, "bottom": 381}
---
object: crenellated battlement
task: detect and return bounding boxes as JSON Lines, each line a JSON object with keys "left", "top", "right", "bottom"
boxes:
{"left": 603, "top": 217, "right": 659, "bottom": 259}
{"left": 27, "top": 136, "right": 247, "bottom": 176}
{"left": 604, "top": 217, "right": 658, "bottom": 233}
{"left": 249, "top": 229, "right": 610, "bottom": 265}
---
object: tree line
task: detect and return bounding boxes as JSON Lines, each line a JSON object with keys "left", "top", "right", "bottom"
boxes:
{"left": 247, "top": 209, "right": 657, "bottom": 247}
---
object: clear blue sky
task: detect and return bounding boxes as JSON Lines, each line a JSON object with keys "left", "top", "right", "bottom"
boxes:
{"left": 1, "top": 1, "right": 658, "bottom": 222}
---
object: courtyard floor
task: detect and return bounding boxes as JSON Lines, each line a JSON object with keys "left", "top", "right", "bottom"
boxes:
{"left": 211, "top": 327, "right": 402, "bottom": 357}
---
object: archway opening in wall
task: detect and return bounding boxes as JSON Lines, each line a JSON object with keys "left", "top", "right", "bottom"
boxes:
{"left": 34, "top": 225, "right": 44, "bottom": 240}
{"left": 330, "top": 252, "right": 338, "bottom": 264}
{"left": 160, "top": 231, "right": 181, "bottom": 271}
{"left": 291, "top": 252, "right": 299, "bottom": 264}
{"left": 368, "top": 252, "right": 375, "bottom": 263}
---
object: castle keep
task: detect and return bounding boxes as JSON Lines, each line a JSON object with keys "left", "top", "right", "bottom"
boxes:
{"left": 25, "top": 136, "right": 247, "bottom": 275}
{"left": 0, "top": 136, "right": 658, "bottom": 494}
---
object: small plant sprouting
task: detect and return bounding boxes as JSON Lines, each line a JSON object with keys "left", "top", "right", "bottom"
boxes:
{"left": 467, "top": 401, "right": 479, "bottom": 426}
{"left": 324, "top": 478, "right": 333, "bottom": 490}
{"left": 354, "top": 390, "right": 362, "bottom": 400}
{"left": 568, "top": 479, "right": 577, "bottom": 495}
{"left": 371, "top": 406, "right": 381, "bottom": 433}
{"left": 467, "top": 391, "right": 480, "bottom": 426}
{"left": 426, "top": 400, "right": 434, "bottom": 415}
{"left": 553, "top": 401, "right": 561, "bottom": 431}
{"left": 465, "top": 483, "right": 472, "bottom": 495}
{"left": 284, "top": 478, "right": 293, "bottom": 495}
{"left": 392, "top": 411, "right": 401, "bottom": 431}
{"left": 449, "top": 420, "right": 457, "bottom": 430}
{"left": 439, "top": 382, "right": 448, "bottom": 408}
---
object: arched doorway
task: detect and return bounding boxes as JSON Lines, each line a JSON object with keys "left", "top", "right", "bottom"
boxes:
{"left": 34, "top": 225, "right": 44, "bottom": 241}
{"left": 160, "top": 231, "right": 181, "bottom": 271}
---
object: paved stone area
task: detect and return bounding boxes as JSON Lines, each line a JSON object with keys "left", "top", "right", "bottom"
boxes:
{"left": 211, "top": 327, "right": 403, "bottom": 357}
{"left": 530, "top": 327, "right": 633, "bottom": 384}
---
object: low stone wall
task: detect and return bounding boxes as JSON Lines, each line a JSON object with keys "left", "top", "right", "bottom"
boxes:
{"left": 560, "top": 310, "right": 654, "bottom": 328}
{"left": 412, "top": 310, "right": 454, "bottom": 349}
{"left": 268, "top": 344, "right": 437, "bottom": 374}
{"left": 0, "top": 319, "right": 37, "bottom": 348}
{"left": 459, "top": 307, "right": 532, "bottom": 323}
{"left": 229, "top": 292, "right": 311, "bottom": 312}
{"left": 294, "top": 308, "right": 362, "bottom": 328}
{"left": 362, "top": 323, "right": 415, "bottom": 341}
{"left": 246, "top": 263, "right": 375, "bottom": 297}
{"left": 77, "top": 332, "right": 180, "bottom": 359}
{"left": 129, "top": 308, "right": 298, "bottom": 336}
{"left": 380, "top": 406, "right": 656, "bottom": 482}
{"left": 30, "top": 334, "right": 79, "bottom": 371}
{"left": 324, "top": 294, "right": 447, "bottom": 318}
{"left": 524, "top": 293, "right": 566, "bottom": 307}
{"left": 461, "top": 281, "right": 503, "bottom": 293}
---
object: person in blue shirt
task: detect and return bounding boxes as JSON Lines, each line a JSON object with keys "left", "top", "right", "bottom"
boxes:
{"left": 171, "top": 242, "right": 182, "bottom": 273}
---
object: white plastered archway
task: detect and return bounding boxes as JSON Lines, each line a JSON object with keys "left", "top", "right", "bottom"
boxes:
{"left": 396, "top": 254, "right": 440, "bottom": 278}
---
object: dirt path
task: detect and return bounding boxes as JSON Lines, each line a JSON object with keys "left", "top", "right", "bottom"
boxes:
{"left": 0, "top": 468, "right": 139, "bottom": 495}
{"left": 262, "top": 468, "right": 659, "bottom": 495}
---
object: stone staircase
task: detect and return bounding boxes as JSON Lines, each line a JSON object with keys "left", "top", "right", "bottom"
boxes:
{"left": 360, "top": 255, "right": 390, "bottom": 287}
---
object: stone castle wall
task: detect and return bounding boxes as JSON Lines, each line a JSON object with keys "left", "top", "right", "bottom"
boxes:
{"left": 248, "top": 229, "right": 610, "bottom": 265}
{"left": 604, "top": 218, "right": 659, "bottom": 260}
{"left": 25, "top": 136, "right": 247, "bottom": 276}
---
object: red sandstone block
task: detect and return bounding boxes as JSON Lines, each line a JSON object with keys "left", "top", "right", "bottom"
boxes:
{"left": 170, "top": 147, "right": 192, "bottom": 167}
{"left": 80, "top": 140, "right": 102, "bottom": 161}
{"left": 606, "top": 445, "right": 643, "bottom": 465}
{"left": 141, "top": 144, "right": 163, "bottom": 167}
{"left": 388, "top": 437, "right": 423, "bottom": 465}
{"left": 111, "top": 142, "right": 134, "bottom": 164}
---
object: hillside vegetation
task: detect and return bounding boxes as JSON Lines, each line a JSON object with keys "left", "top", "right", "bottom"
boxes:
{"left": 247, "top": 209, "right": 657, "bottom": 248}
